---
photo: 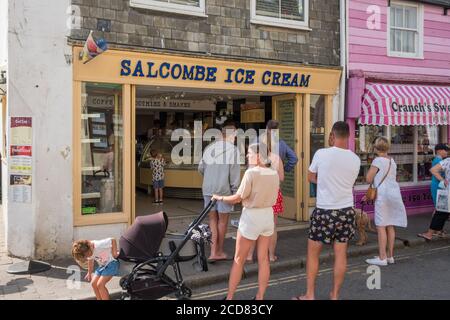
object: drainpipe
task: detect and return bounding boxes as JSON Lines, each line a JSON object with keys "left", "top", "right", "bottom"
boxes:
{"left": 339, "top": 0, "right": 348, "bottom": 121}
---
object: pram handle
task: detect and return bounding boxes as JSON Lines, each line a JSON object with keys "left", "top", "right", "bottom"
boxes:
{"left": 186, "top": 199, "right": 217, "bottom": 234}
{"left": 156, "top": 198, "right": 217, "bottom": 278}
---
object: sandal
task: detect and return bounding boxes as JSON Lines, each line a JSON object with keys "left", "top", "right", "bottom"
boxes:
{"left": 417, "top": 233, "right": 432, "bottom": 241}
{"left": 437, "top": 231, "right": 448, "bottom": 238}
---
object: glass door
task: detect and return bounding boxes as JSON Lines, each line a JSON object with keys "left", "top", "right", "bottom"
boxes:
{"left": 272, "top": 94, "right": 302, "bottom": 221}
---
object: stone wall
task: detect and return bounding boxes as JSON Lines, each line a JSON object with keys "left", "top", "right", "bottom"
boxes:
{"left": 70, "top": 0, "right": 340, "bottom": 66}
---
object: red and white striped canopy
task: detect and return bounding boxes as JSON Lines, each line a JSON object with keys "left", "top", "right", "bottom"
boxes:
{"left": 360, "top": 83, "right": 450, "bottom": 126}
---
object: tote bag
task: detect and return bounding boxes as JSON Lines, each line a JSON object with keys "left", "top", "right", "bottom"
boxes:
{"left": 435, "top": 188, "right": 450, "bottom": 213}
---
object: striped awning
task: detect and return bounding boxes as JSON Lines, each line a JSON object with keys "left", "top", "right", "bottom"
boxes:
{"left": 360, "top": 83, "right": 450, "bottom": 126}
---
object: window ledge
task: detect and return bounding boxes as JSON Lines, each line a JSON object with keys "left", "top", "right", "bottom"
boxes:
{"left": 250, "top": 18, "right": 311, "bottom": 31}
{"left": 354, "top": 181, "right": 430, "bottom": 191}
{"left": 130, "top": 2, "right": 207, "bottom": 18}
{"left": 387, "top": 52, "right": 424, "bottom": 60}
{"left": 74, "top": 212, "right": 129, "bottom": 227}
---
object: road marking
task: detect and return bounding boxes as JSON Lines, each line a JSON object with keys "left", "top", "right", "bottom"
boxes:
{"left": 192, "top": 244, "right": 450, "bottom": 300}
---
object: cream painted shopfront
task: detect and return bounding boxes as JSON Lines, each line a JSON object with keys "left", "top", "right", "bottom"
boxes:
{"left": 73, "top": 47, "right": 341, "bottom": 229}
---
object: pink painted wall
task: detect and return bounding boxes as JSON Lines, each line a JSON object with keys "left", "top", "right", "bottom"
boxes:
{"left": 348, "top": 0, "right": 450, "bottom": 80}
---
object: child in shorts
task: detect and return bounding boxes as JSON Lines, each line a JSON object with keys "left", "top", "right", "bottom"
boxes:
{"left": 149, "top": 149, "right": 166, "bottom": 204}
{"left": 72, "top": 238, "right": 120, "bottom": 300}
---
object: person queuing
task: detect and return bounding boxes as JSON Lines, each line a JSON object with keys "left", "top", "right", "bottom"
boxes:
{"left": 212, "top": 143, "right": 279, "bottom": 300}
{"left": 293, "top": 121, "right": 360, "bottom": 300}
{"left": 199, "top": 120, "right": 240, "bottom": 262}
{"left": 364, "top": 137, "right": 407, "bottom": 266}
{"left": 418, "top": 149, "right": 450, "bottom": 240}
{"left": 418, "top": 144, "right": 449, "bottom": 240}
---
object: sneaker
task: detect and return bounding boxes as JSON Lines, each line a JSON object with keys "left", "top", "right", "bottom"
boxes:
{"left": 158, "top": 200, "right": 164, "bottom": 205}
{"left": 365, "top": 257, "right": 388, "bottom": 266}
{"left": 387, "top": 257, "right": 395, "bottom": 264}
{"left": 230, "top": 219, "right": 239, "bottom": 228}
{"left": 153, "top": 200, "right": 159, "bottom": 205}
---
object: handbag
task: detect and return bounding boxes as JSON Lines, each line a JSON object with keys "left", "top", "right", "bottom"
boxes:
{"left": 365, "top": 158, "right": 392, "bottom": 201}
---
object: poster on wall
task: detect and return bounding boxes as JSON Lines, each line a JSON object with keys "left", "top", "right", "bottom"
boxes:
{"left": 10, "top": 174, "right": 32, "bottom": 203}
{"left": 9, "top": 117, "right": 33, "bottom": 203}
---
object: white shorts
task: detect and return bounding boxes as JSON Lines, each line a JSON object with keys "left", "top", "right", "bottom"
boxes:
{"left": 238, "top": 207, "right": 274, "bottom": 240}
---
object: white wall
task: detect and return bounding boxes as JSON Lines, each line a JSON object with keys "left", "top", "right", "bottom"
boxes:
{"left": 73, "top": 224, "right": 129, "bottom": 244}
{"left": 0, "top": 0, "right": 8, "bottom": 246}
{"left": 0, "top": 0, "right": 7, "bottom": 67}
{"left": 6, "top": 0, "right": 73, "bottom": 259}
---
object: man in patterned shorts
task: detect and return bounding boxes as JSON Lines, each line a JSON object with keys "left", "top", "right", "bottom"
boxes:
{"left": 293, "top": 121, "right": 361, "bottom": 300}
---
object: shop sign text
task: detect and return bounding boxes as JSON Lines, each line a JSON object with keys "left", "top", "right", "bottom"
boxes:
{"left": 391, "top": 102, "right": 450, "bottom": 113}
{"left": 120, "top": 60, "right": 311, "bottom": 88}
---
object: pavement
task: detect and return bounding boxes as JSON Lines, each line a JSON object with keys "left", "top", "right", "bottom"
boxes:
{"left": 0, "top": 209, "right": 449, "bottom": 300}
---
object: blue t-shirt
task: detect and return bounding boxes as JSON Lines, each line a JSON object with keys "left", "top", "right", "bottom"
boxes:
{"left": 431, "top": 156, "right": 444, "bottom": 189}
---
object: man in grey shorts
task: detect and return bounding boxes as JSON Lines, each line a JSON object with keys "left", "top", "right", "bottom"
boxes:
{"left": 199, "top": 120, "right": 241, "bottom": 262}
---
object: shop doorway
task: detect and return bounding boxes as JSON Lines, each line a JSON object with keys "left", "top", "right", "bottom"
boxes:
{"left": 272, "top": 94, "right": 303, "bottom": 221}
{"left": 131, "top": 86, "right": 307, "bottom": 223}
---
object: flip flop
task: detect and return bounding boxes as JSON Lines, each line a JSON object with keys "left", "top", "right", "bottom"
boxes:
{"left": 417, "top": 233, "right": 432, "bottom": 241}
{"left": 208, "top": 257, "right": 232, "bottom": 263}
{"left": 291, "top": 296, "right": 310, "bottom": 300}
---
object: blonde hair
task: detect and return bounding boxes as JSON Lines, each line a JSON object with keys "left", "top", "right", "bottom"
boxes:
{"left": 374, "top": 137, "right": 390, "bottom": 153}
{"left": 248, "top": 143, "right": 271, "bottom": 168}
{"left": 72, "top": 240, "right": 92, "bottom": 268}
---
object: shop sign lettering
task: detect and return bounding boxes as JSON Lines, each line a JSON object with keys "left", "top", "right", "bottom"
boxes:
{"left": 120, "top": 59, "right": 311, "bottom": 88}
{"left": 391, "top": 101, "right": 450, "bottom": 113}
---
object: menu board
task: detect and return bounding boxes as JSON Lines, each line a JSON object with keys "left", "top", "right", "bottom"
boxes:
{"left": 277, "top": 100, "right": 295, "bottom": 198}
{"left": 9, "top": 117, "right": 33, "bottom": 203}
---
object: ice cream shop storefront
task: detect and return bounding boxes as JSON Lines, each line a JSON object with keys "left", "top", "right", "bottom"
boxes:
{"left": 347, "top": 78, "right": 450, "bottom": 215}
{"left": 72, "top": 46, "right": 341, "bottom": 238}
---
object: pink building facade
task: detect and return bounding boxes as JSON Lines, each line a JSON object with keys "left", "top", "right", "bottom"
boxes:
{"left": 346, "top": 0, "right": 450, "bottom": 215}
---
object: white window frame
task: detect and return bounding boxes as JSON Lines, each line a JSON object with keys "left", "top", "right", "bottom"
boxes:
{"left": 251, "top": 0, "right": 311, "bottom": 31}
{"left": 130, "top": 0, "right": 206, "bottom": 18}
{"left": 387, "top": 0, "right": 424, "bottom": 59}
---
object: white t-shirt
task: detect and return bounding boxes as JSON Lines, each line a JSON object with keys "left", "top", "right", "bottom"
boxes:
{"left": 309, "top": 147, "right": 361, "bottom": 210}
{"left": 90, "top": 238, "right": 115, "bottom": 266}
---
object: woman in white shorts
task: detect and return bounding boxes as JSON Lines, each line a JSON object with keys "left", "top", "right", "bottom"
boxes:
{"left": 213, "top": 143, "right": 279, "bottom": 300}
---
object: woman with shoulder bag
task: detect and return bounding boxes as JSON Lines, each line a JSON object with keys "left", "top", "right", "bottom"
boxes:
{"left": 363, "top": 137, "right": 407, "bottom": 266}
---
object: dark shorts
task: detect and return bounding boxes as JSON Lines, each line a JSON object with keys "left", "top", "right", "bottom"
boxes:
{"left": 308, "top": 207, "right": 356, "bottom": 244}
{"left": 153, "top": 180, "right": 164, "bottom": 189}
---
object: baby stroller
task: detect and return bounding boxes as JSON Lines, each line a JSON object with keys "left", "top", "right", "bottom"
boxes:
{"left": 118, "top": 199, "right": 216, "bottom": 300}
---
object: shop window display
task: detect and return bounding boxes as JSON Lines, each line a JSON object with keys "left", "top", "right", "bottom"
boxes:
{"left": 81, "top": 83, "right": 123, "bottom": 215}
{"left": 418, "top": 126, "right": 439, "bottom": 182}
{"left": 355, "top": 125, "right": 442, "bottom": 185}
{"left": 390, "top": 126, "right": 414, "bottom": 183}
{"left": 355, "top": 126, "right": 386, "bottom": 185}
{"left": 137, "top": 110, "right": 214, "bottom": 171}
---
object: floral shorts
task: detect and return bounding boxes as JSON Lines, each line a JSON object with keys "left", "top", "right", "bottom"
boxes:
{"left": 308, "top": 207, "right": 356, "bottom": 244}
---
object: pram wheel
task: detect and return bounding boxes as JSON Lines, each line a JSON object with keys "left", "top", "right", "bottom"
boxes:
{"left": 175, "top": 285, "right": 192, "bottom": 300}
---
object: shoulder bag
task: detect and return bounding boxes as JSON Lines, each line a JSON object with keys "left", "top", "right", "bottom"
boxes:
{"left": 365, "top": 158, "right": 392, "bottom": 201}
